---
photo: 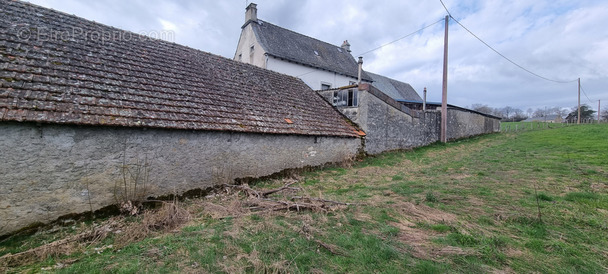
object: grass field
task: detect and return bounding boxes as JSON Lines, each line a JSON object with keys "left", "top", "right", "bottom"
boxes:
{"left": 500, "top": 121, "right": 570, "bottom": 132}
{"left": 2, "top": 124, "right": 607, "bottom": 273}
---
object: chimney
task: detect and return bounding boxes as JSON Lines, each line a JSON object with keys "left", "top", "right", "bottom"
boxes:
{"left": 357, "top": 56, "right": 363, "bottom": 84}
{"left": 341, "top": 40, "right": 351, "bottom": 53}
{"left": 245, "top": 3, "right": 258, "bottom": 24}
{"left": 423, "top": 87, "right": 427, "bottom": 111}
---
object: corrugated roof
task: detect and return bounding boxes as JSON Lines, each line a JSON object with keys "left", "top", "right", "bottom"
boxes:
{"left": 0, "top": 0, "right": 359, "bottom": 138}
{"left": 250, "top": 20, "right": 372, "bottom": 82}
{"left": 366, "top": 72, "right": 422, "bottom": 102}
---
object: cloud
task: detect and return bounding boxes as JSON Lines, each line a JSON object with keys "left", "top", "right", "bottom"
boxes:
{"left": 24, "top": 0, "right": 608, "bottom": 111}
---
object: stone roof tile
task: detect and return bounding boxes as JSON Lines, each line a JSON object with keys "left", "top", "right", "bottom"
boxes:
{"left": 366, "top": 72, "right": 422, "bottom": 102}
{"left": 250, "top": 20, "right": 372, "bottom": 82}
{"left": 0, "top": 0, "right": 359, "bottom": 138}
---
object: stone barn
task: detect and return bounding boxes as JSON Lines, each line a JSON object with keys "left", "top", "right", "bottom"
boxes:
{"left": 0, "top": 0, "right": 361, "bottom": 235}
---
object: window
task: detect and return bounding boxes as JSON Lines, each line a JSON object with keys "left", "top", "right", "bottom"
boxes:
{"left": 238, "top": 53, "right": 242, "bottom": 61}
{"left": 332, "top": 89, "right": 358, "bottom": 107}
{"left": 249, "top": 45, "right": 254, "bottom": 63}
{"left": 321, "top": 83, "right": 331, "bottom": 90}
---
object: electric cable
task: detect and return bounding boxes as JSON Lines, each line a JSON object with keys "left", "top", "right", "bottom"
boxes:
{"left": 439, "top": 0, "right": 579, "bottom": 84}
{"left": 296, "top": 19, "right": 444, "bottom": 78}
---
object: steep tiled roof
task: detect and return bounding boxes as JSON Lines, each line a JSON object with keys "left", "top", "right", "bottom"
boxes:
{"left": 0, "top": 0, "right": 359, "bottom": 138}
{"left": 249, "top": 20, "right": 372, "bottom": 82}
{"left": 366, "top": 72, "right": 422, "bottom": 102}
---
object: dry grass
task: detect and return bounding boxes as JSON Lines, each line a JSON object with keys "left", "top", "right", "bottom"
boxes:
{"left": 0, "top": 200, "right": 190, "bottom": 268}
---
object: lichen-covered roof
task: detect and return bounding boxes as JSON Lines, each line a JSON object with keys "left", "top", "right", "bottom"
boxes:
{"left": 366, "top": 72, "right": 422, "bottom": 102}
{"left": 0, "top": 0, "right": 359, "bottom": 138}
{"left": 250, "top": 20, "right": 372, "bottom": 82}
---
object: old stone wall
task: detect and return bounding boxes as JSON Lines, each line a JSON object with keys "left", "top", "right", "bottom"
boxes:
{"left": 358, "top": 91, "right": 440, "bottom": 154}
{"left": 0, "top": 122, "right": 360, "bottom": 235}
{"left": 446, "top": 109, "right": 501, "bottom": 140}
{"left": 319, "top": 85, "right": 500, "bottom": 155}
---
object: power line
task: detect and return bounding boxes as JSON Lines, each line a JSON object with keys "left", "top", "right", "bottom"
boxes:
{"left": 439, "top": 0, "right": 579, "bottom": 84}
{"left": 579, "top": 84, "right": 594, "bottom": 104}
{"left": 355, "top": 18, "right": 445, "bottom": 57}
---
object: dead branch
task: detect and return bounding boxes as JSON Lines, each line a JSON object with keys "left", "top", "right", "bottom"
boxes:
{"left": 222, "top": 181, "right": 300, "bottom": 198}
{"left": 0, "top": 201, "right": 190, "bottom": 267}
{"left": 222, "top": 183, "right": 261, "bottom": 197}
{"left": 314, "top": 240, "right": 348, "bottom": 257}
{"left": 290, "top": 196, "right": 359, "bottom": 206}
{"left": 0, "top": 223, "right": 117, "bottom": 267}
{"left": 260, "top": 181, "right": 300, "bottom": 197}
{"left": 216, "top": 181, "right": 356, "bottom": 216}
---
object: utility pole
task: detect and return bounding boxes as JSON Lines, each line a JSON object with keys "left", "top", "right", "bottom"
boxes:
{"left": 598, "top": 100, "right": 601, "bottom": 123}
{"left": 441, "top": 15, "right": 449, "bottom": 143}
{"left": 577, "top": 78, "right": 581, "bottom": 124}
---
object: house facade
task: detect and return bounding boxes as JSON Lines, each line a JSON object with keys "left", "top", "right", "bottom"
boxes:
{"left": 0, "top": 0, "right": 362, "bottom": 235}
{"left": 236, "top": 3, "right": 500, "bottom": 155}
{"left": 234, "top": 3, "right": 372, "bottom": 90}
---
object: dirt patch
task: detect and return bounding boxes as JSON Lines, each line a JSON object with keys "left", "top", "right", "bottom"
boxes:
{"left": 591, "top": 183, "right": 608, "bottom": 192}
{"left": 450, "top": 174, "right": 472, "bottom": 180}
{"left": 392, "top": 220, "right": 474, "bottom": 260}
{"left": 385, "top": 202, "right": 471, "bottom": 260}
{"left": 391, "top": 201, "right": 457, "bottom": 224}
{"left": 353, "top": 166, "right": 387, "bottom": 177}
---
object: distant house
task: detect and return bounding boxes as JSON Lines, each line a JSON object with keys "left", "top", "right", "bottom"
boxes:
{"left": 234, "top": 3, "right": 372, "bottom": 90}
{"left": 0, "top": 0, "right": 361, "bottom": 235}
{"left": 523, "top": 115, "right": 563, "bottom": 123}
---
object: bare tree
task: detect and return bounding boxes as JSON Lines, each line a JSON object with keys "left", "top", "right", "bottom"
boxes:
{"left": 471, "top": 103, "right": 494, "bottom": 115}
{"left": 501, "top": 106, "right": 514, "bottom": 120}
{"left": 533, "top": 108, "right": 546, "bottom": 118}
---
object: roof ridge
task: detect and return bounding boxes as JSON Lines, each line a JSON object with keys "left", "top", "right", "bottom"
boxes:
{"left": 257, "top": 19, "right": 349, "bottom": 55}
{"left": 366, "top": 71, "right": 412, "bottom": 85}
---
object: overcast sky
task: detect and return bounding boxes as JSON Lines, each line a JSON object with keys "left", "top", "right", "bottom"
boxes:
{"left": 27, "top": 0, "right": 608, "bottom": 113}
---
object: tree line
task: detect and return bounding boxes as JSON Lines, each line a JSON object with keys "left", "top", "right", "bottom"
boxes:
{"left": 470, "top": 104, "right": 607, "bottom": 122}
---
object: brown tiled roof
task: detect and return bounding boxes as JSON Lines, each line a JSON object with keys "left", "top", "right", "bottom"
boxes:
{"left": 0, "top": 0, "right": 359, "bottom": 138}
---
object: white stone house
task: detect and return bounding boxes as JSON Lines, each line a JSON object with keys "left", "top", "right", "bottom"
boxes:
{"left": 234, "top": 3, "right": 372, "bottom": 92}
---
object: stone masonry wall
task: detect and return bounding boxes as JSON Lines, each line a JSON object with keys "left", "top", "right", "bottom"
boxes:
{"left": 358, "top": 91, "right": 440, "bottom": 154}
{"left": 319, "top": 85, "right": 499, "bottom": 155}
{"left": 0, "top": 122, "right": 360, "bottom": 235}
{"left": 319, "top": 88, "right": 440, "bottom": 155}
{"left": 446, "top": 109, "right": 501, "bottom": 140}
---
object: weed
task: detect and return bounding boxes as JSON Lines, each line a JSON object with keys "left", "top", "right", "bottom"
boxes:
{"left": 114, "top": 142, "right": 151, "bottom": 214}
{"left": 425, "top": 191, "right": 439, "bottom": 203}
{"left": 536, "top": 193, "right": 554, "bottom": 201}
{"left": 564, "top": 192, "right": 599, "bottom": 202}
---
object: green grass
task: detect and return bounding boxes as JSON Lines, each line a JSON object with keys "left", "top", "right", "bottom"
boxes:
{"left": 500, "top": 121, "right": 569, "bottom": 132}
{"left": 2, "top": 124, "right": 608, "bottom": 273}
